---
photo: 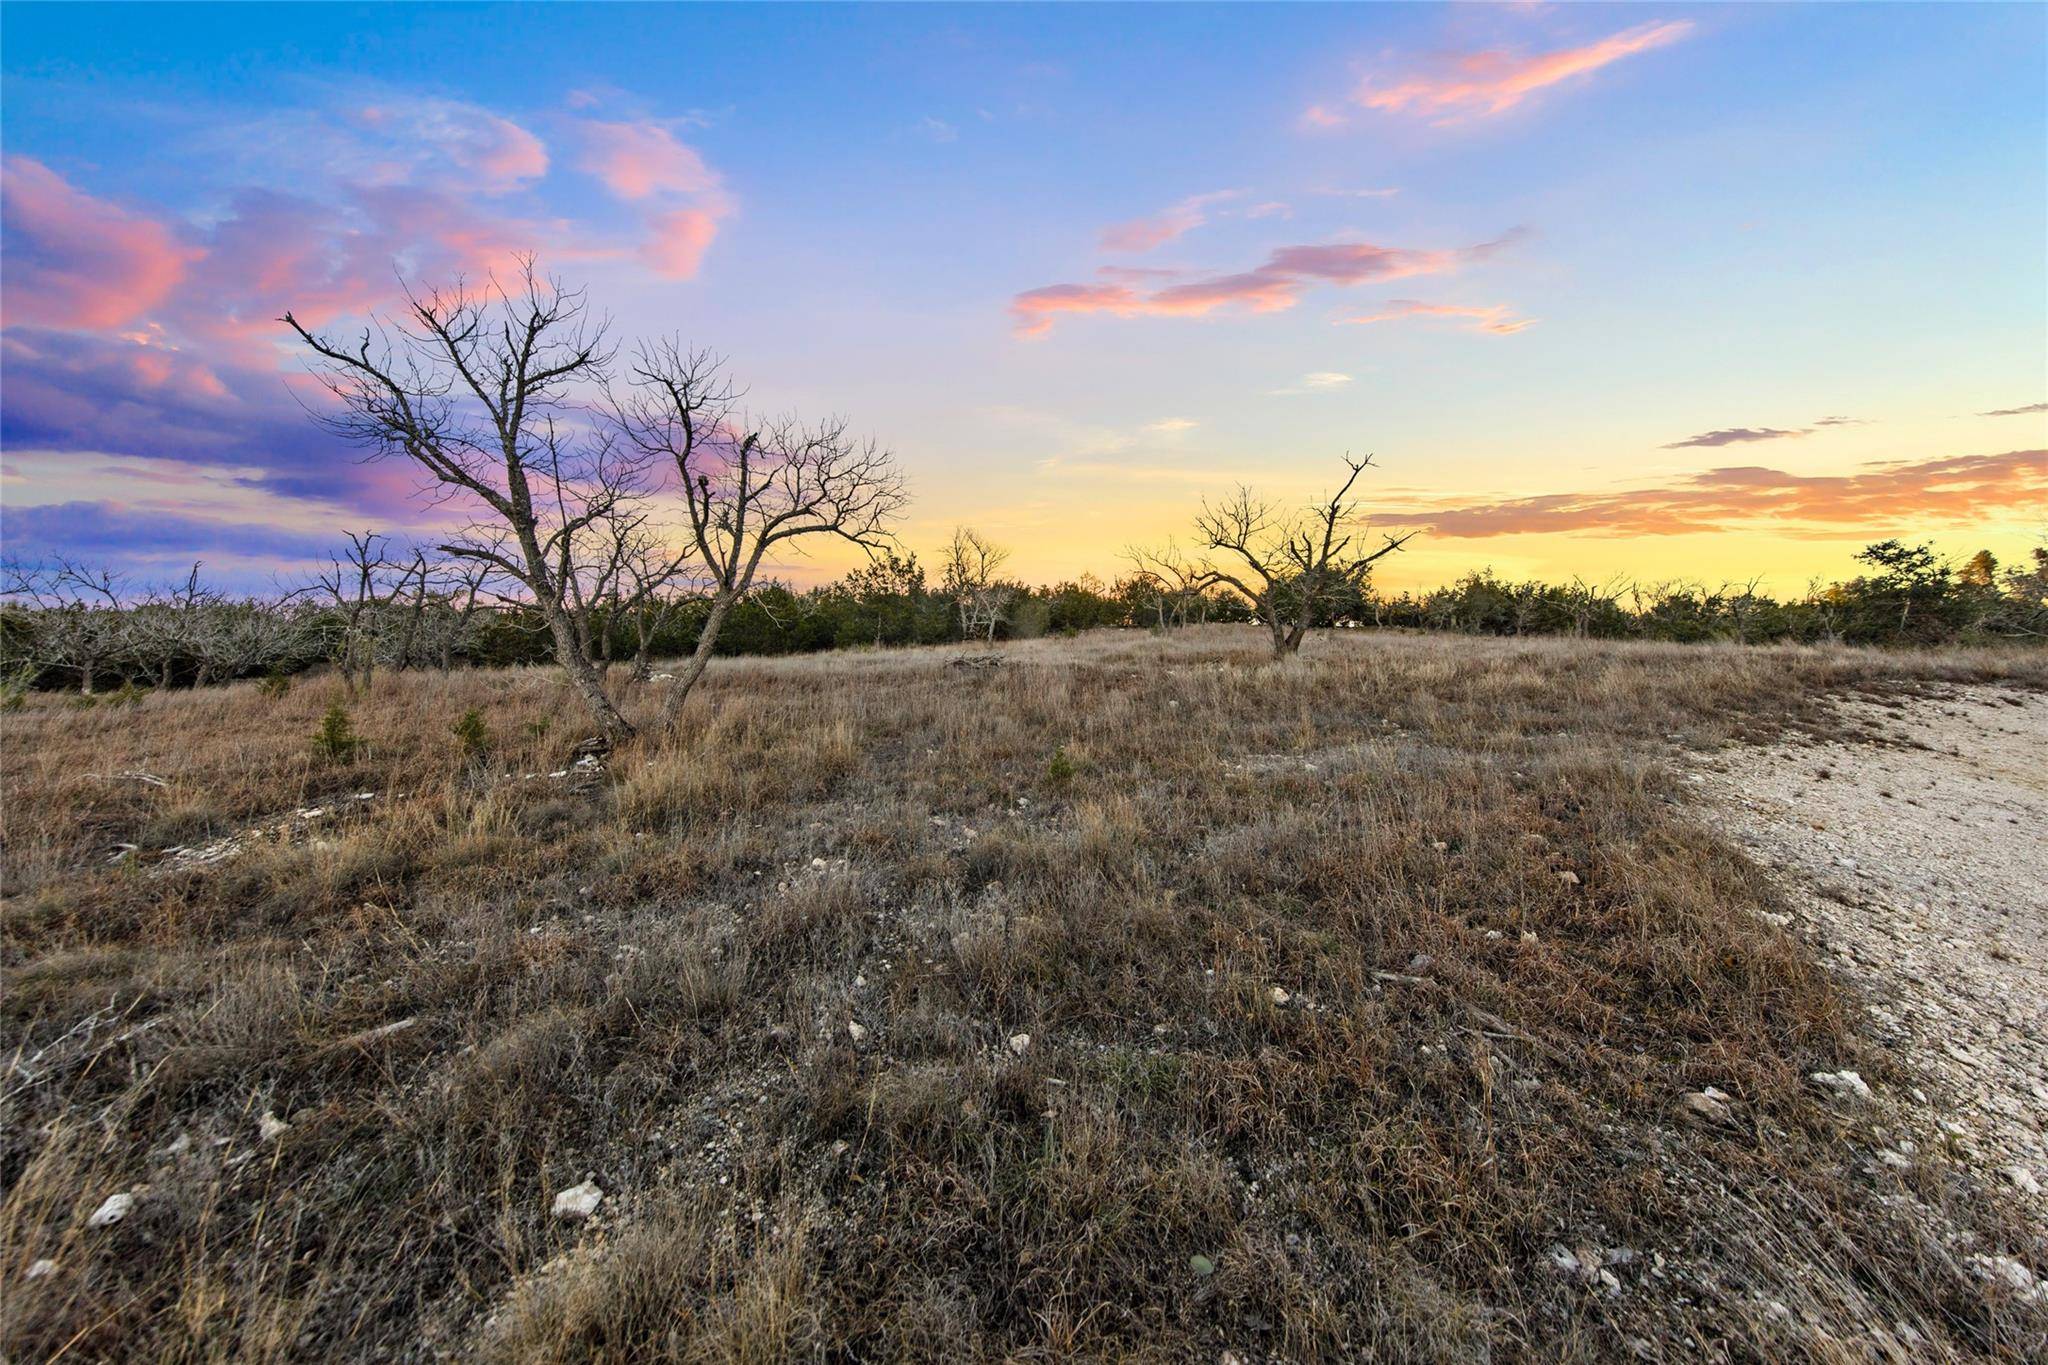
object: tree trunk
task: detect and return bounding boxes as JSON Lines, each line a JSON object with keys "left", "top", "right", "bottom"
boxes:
{"left": 548, "top": 608, "right": 634, "bottom": 740}
{"left": 660, "top": 591, "right": 738, "bottom": 730}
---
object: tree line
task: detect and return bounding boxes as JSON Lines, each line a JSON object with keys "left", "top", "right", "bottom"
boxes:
{"left": 4, "top": 261, "right": 2043, "bottom": 726}
{"left": 7, "top": 534, "right": 2042, "bottom": 704}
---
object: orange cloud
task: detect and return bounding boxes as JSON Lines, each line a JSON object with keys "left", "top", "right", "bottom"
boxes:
{"left": 579, "top": 120, "right": 720, "bottom": 200}
{"left": 641, "top": 208, "right": 721, "bottom": 280}
{"left": 1013, "top": 232, "right": 1519, "bottom": 336}
{"left": 1339, "top": 20, "right": 1693, "bottom": 125}
{"left": 1370, "top": 450, "right": 2048, "bottom": 539}
{"left": 1099, "top": 190, "right": 1238, "bottom": 253}
{"left": 1, "top": 157, "right": 199, "bottom": 329}
{"left": 1340, "top": 299, "right": 1536, "bottom": 334}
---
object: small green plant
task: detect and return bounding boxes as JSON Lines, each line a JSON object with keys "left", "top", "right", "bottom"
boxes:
{"left": 524, "top": 717, "right": 551, "bottom": 738}
{"left": 258, "top": 669, "right": 293, "bottom": 699}
{"left": 312, "top": 702, "right": 362, "bottom": 763}
{"left": 1046, "top": 743, "right": 1076, "bottom": 784}
{"left": 453, "top": 707, "right": 492, "bottom": 763}
{"left": 68, "top": 694, "right": 99, "bottom": 711}
{"left": 109, "top": 681, "right": 147, "bottom": 708}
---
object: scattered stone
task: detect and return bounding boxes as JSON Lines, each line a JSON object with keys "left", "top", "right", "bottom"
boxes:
{"left": 552, "top": 1179, "right": 603, "bottom": 1220}
{"left": 1679, "top": 1088, "right": 1735, "bottom": 1126}
{"left": 1810, "top": 1070, "right": 1872, "bottom": 1102}
{"left": 1970, "top": 1254, "right": 2044, "bottom": 1299}
{"left": 1556, "top": 870, "right": 1581, "bottom": 887}
{"left": 1268, "top": 986, "right": 1291, "bottom": 1007}
{"left": 258, "top": 1111, "right": 290, "bottom": 1142}
{"left": 1407, "top": 953, "right": 1434, "bottom": 975}
{"left": 1007, "top": 1032, "right": 1032, "bottom": 1056}
{"left": 847, "top": 1021, "right": 869, "bottom": 1044}
{"left": 2005, "top": 1165, "right": 2042, "bottom": 1196}
{"left": 25, "top": 1259, "right": 57, "bottom": 1280}
{"left": 87, "top": 1192, "right": 134, "bottom": 1228}
{"left": 1188, "top": 1253, "right": 1217, "bottom": 1277}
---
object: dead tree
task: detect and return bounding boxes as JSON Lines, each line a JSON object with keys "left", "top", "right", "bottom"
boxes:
{"left": 284, "top": 263, "right": 641, "bottom": 740}
{"left": 1192, "top": 455, "right": 1414, "bottom": 659}
{"left": 2, "top": 559, "right": 129, "bottom": 693}
{"left": 943, "top": 527, "right": 1014, "bottom": 642}
{"left": 128, "top": 563, "right": 218, "bottom": 687}
{"left": 298, "top": 532, "right": 404, "bottom": 692}
{"left": 611, "top": 342, "right": 908, "bottom": 730}
{"left": 1125, "top": 541, "right": 1218, "bottom": 629}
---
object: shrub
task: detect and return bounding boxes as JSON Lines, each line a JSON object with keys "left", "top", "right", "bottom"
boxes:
{"left": 1047, "top": 743, "right": 1076, "bottom": 784}
{"left": 453, "top": 707, "right": 492, "bottom": 763}
{"left": 312, "top": 703, "right": 362, "bottom": 763}
{"left": 258, "top": 669, "right": 293, "bottom": 699}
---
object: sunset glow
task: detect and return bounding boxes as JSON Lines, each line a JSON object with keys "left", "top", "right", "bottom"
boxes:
{"left": 3, "top": 3, "right": 2043, "bottom": 592}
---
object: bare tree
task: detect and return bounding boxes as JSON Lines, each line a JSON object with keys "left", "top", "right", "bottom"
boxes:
{"left": 943, "top": 527, "right": 1014, "bottom": 642}
{"left": 612, "top": 343, "right": 908, "bottom": 730}
{"left": 296, "top": 532, "right": 405, "bottom": 693}
{"left": 2, "top": 559, "right": 129, "bottom": 693}
{"left": 284, "top": 263, "right": 643, "bottom": 739}
{"left": 127, "top": 563, "right": 219, "bottom": 687}
{"left": 1125, "top": 541, "right": 1218, "bottom": 629}
{"left": 1192, "top": 455, "right": 1414, "bottom": 659}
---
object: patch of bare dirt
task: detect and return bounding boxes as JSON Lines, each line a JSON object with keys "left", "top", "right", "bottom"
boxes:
{"left": 1692, "top": 684, "right": 2048, "bottom": 1217}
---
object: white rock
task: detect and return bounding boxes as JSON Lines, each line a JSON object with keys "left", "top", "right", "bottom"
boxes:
{"left": 2005, "top": 1165, "right": 2042, "bottom": 1196}
{"left": 87, "top": 1192, "right": 134, "bottom": 1228}
{"left": 1008, "top": 1033, "right": 1032, "bottom": 1056}
{"left": 25, "top": 1259, "right": 57, "bottom": 1280}
{"left": 1810, "top": 1070, "right": 1872, "bottom": 1101}
{"left": 1971, "top": 1254, "right": 2042, "bottom": 1296}
{"left": 847, "top": 1021, "right": 869, "bottom": 1044}
{"left": 1268, "top": 986, "right": 1291, "bottom": 1006}
{"left": 258, "top": 1111, "right": 290, "bottom": 1142}
{"left": 552, "top": 1179, "right": 603, "bottom": 1220}
{"left": 1680, "top": 1090, "right": 1734, "bottom": 1125}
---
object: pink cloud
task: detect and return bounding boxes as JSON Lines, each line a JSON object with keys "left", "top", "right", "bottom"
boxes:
{"left": 1369, "top": 450, "right": 2048, "bottom": 539}
{"left": 1, "top": 157, "right": 199, "bottom": 329}
{"left": 641, "top": 208, "right": 721, "bottom": 280}
{"left": 1341, "top": 299, "right": 1536, "bottom": 334}
{"left": 1299, "top": 103, "right": 1347, "bottom": 130}
{"left": 1339, "top": 21, "right": 1693, "bottom": 125}
{"left": 1099, "top": 190, "right": 1238, "bottom": 254}
{"left": 1013, "top": 231, "right": 1520, "bottom": 336}
{"left": 349, "top": 98, "right": 548, "bottom": 194}
{"left": 580, "top": 120, "right": 720, "bottom": 200}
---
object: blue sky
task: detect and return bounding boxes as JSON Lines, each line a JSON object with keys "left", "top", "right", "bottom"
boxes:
{"left": 3, "top": 2, "right": 2043, "bottom": 591}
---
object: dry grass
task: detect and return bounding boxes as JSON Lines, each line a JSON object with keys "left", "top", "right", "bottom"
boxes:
{"left": 3, "top": 628, "right": 2045, "bottom": 1362}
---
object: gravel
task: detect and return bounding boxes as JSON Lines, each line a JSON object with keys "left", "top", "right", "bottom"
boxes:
{"left": 1690, "top": 684, "right": 2048, "bottom": 1215}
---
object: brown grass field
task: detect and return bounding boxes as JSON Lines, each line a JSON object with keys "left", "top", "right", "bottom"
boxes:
{"left": 3, "top": 627, "right": 2046, "bottom": 1362}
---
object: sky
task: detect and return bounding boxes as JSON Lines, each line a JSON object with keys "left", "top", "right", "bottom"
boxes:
{"left": 2, "top": 1, "right": 2044, "bottom": 596}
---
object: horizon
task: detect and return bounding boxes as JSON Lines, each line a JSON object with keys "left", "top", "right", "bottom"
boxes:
{"left": 3, "top": 2, "right": 2045, "bottom": 596}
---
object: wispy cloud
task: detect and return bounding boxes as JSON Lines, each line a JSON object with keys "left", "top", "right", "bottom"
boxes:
{"left": 1, "top": 157, "right": 200, "bottom": 330}
{"left": 1268, "top": 371, "right": 1354, "bottom": 396}
{"left": 1979, "top": 401, "right": 2047, "bottom": 417}
{"left": 578, "top": 119, "right": 720, "bottom": 199}
{"left": 1013, "top": 230, "right": 1521, "bottom": 336}
{"left": 1368, "top": 450, "right": 2048, "bottom": 539}
{"left": 1662, "top": 426, "right": 1811, "bottom": 449}
{"left": 1314, "top": 20, "right": 1693, "bottom": 127}
{"left": 1099, "top": 190, "right": 1239, "bottom": 253}
{"left": 1341, "top": 299, "right": 1535, "bottom": 335}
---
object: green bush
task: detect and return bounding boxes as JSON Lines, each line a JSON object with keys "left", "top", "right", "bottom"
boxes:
{"left": 312, "top": 703, "right": 362, "bottom": 763}
{"left": 453, "top": 707, "right": 492, "bottom": 763}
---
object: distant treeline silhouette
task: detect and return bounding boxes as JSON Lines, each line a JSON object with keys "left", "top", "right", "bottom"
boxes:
{"left": 4, "top": 538, "right": 2042, "bottom": 699}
